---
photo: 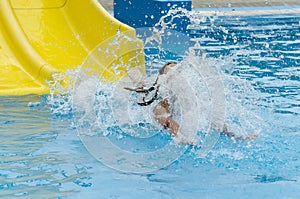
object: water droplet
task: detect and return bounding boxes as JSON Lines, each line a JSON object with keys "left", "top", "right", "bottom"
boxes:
{"left": 265, "top": 43, "right": 270, "bottom": 48}
{"left": 233, "top": 36, "right": 238, "bottom": 44}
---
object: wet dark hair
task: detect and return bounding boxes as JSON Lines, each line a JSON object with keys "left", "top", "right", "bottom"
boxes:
{"left": 159, "top": 61, "right": 177, "bottom": 75}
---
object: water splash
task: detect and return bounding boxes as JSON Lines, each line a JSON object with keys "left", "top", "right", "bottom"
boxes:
{"left": 47, "top": 7, "right": 268, "bottom": 170}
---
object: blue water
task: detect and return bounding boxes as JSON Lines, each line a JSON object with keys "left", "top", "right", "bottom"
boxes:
{"left": 1, "top": 13, "right": 300, "bottom": 198}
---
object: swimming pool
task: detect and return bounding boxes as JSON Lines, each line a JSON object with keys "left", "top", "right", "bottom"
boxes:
{"left": 1, "top": 11, "right": 300, "bottom": 199}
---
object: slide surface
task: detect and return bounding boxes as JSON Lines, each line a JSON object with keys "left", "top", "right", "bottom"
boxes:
{"left": 0, "top": 0, "right": 144, "bottom": 95}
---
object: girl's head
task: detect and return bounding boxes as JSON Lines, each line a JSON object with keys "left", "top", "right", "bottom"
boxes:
{"left": 159, "top": 61, "right": 177, "bottom": 75}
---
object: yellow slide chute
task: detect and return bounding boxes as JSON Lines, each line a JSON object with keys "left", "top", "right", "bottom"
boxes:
{"left": 0, "top": 0, "right": 145, "bottom": 95}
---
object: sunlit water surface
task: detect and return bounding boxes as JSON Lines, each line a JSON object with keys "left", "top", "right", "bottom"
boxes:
{"left": 1, "top": 12, "right": 300, "bottom": 198}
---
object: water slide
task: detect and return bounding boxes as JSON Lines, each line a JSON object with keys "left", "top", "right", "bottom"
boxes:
{"left": 0, "top": 0, "right": 144, "bottom": 95}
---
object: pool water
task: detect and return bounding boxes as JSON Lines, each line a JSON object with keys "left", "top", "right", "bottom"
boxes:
{"left": 1, "top": 13, "right": 300, "bottom": 198}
